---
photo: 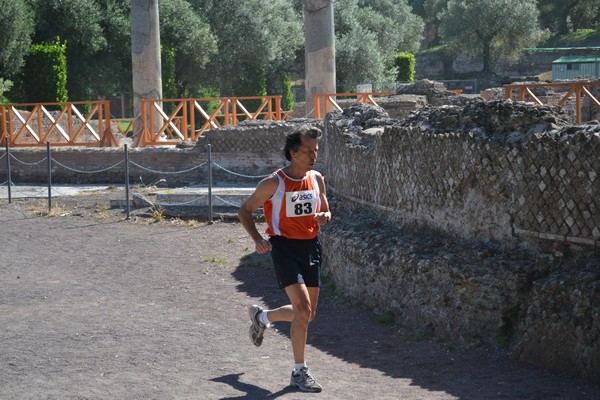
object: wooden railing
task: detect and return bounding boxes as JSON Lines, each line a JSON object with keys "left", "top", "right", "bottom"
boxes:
{"left": 0, "top": 96, "right": 289, "bottom": 148}
{"left": 504, "top": 81, "right": 600, "bottom": 124}
{"left": 313, "top": 92, "right": 393, "bottom": 118}
{"left": 134, "top": 95, "right": 288, "bottom": 147}
{"left": 0, "top": 100, "right": 117, "bottom": 147}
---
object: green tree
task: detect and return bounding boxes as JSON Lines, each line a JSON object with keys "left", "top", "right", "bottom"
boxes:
{"left": 93, "top": 0, "right": 132, "bottom": 97}
{"left": 538, "top": 0, "right": 599, "bottom": 34}
{"left": 192, "top": 0, "right": 303, "bottom": 97}
{"left": 159, "top": 0, "right": 218, "bottom": 98}
{"left": 421, "top": 0, "right": 449, "bottom": 46}
{"left": 336, "top": 24, "right": 387, "bottom": 90}
{"left": 439, "top": 0, "right": 546, "bottom": 74}
{"left": 22, "top": 0, "right": 219, "bottom": 104}
{"left": 569, "top": 2, "right": 600, "bottom": 31}
{"left": 335, "top": 0, "right": 424, "bottom": 87}
{"left": 25, "top": 0, "right": 128, "bottom": 101}
{"left": 407, "top": 0, "right": 426, "bottom": 17}
{"left": 0, "top": 0, "right": 34, "bottom": 79}
{"left": 161, "top": 46, "right": 177, "bottom": 101}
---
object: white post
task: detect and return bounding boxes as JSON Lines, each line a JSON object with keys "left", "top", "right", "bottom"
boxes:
{"left": 304, "top": 0, "right": 336, "bottom": 117}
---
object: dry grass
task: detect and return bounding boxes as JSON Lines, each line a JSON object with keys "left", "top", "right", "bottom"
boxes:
{"left": 536, "top": 71, "right": 552, "bottom": 81}
{"left": 150, "top": 206, "right": 166, "bottom": 222}
{"left": 27, "top": 201, "right": 69, "bottom": 217}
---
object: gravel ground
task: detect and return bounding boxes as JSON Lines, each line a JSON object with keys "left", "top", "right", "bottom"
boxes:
{"left": 1, "top": 193, "right": 599, "bottom": 400}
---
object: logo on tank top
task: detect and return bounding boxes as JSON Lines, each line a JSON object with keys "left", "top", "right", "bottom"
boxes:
{"left": 291, "top": 192, "right": 313, "bottom": 202}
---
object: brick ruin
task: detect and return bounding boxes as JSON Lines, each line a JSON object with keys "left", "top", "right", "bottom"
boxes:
{"left": 320, "top": 99, "right": 599, "bottom": 384}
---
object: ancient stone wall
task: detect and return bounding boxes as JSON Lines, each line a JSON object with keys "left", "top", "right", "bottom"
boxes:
{"left": 323, "top": 102, "right": 599, "bottom": 249}
{"left": 319, "top": 101, "right": 600, "bottom": 383}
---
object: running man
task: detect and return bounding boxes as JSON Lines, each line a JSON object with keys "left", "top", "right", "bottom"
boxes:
{"left": 238, "top": 125, "right": 332, "bottom": 393}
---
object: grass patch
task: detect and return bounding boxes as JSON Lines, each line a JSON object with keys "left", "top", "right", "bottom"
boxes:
{"left": 201, "top": 256, "right": 228, "bottom": 268}
{"left": 496, "top": 334, "right": 510, "bottom": 349}
{"left": 544, "top": 29, "right": 600, "bottom": 47}
{"left": 375, "top": 311, "right": 396, "bottom": 326}
{"left": 417, "top": 43, "right": 449, "bottom": 55}
{"left": 203, "top": 256, "right": 227, "bottom": 267}
{"left": 496, "top": 304, "right": 520, "bottom": 349}
{"left": 320, "top": 275, "right": 338, "bottom": 301}
{"left": 117, "top": 120, "right": 134, "bottom": 136}
{"left": 240, "top": 253, "right": 272, "bottom": 268}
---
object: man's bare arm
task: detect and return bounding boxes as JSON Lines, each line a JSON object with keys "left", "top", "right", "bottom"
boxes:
{"left": 238, "top": 176, "right": 278, "bottom": 254}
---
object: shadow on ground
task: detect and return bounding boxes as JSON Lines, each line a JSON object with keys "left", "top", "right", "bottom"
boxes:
{"left": 231, "top": 252, "right": 600, "bottom": 400}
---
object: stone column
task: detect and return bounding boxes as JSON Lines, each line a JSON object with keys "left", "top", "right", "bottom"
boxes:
{"left": 131, "top": 0, "right": 162, "bottom": 144}
{"left": 304, "top": 0, "right": 336, "bottom": 117}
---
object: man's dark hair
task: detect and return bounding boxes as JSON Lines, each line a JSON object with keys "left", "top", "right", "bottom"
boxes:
{"left": 283, "top": 126, "right": 322, "bottom": 161}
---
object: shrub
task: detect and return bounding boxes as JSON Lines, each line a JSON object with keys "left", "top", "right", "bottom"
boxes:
{"left": 22, "top": 37, "right": 68, "bottom": 103}
{"left": 394, "top": 52, "right": 415, "bottom": 83}
{"left": 0, "top": 78, "right": 12, "bottom": 103}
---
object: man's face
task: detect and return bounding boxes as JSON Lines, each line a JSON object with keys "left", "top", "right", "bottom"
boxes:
{"left": 292, "top": 137, "right": 319, "bottom": 169}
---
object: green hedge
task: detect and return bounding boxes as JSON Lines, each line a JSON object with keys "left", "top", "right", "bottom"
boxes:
{"left": 21, "top": 38, "right": 68, "bottom": 103}
{"left": 267, "top": 71, "right": 294, "bottom": 112}
{"left": 394, "top": 52, "right": 415, "bottom": 83}
{"left": 161, "top": 46, "right": 176, "bottom": 100}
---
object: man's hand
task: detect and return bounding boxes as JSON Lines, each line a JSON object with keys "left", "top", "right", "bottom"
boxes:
{"left": 255, "top": 238, "right": 272, "bottom": 254}
{"left": 314, "top": 211, "right": 331, "bottom": 226}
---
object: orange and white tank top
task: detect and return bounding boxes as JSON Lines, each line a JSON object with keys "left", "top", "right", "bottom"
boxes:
{"left": 264, "top": 169, "right": 321, "bottom": 239}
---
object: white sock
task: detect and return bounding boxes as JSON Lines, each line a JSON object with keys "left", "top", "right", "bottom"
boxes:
{"left": 259, "top": 310, "right": 271, "bottom": 326}
{"left": 293, "top": 363, "right": 307, "bottom": 374}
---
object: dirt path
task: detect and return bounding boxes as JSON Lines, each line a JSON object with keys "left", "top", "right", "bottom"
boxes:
{"left": 1, "top": 201, "right": 599, "bottom": 400}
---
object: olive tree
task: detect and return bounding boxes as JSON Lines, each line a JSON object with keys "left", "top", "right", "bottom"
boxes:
{"left": 538, "top": 0, "right": 600, "bottom": 33}
{"left": 0, "top": 0, "right": 34, "bottom": 79}
{"left": 159, "top": 0, "right": 217, "bottom": 98}
{"left": 335, "top": 0, "right": 424, "bottom": 88}
{"left": 192, "top": 0, "right": 303, "bottom": 97}
{"left": 439, "top": 0, "right": 546, "bottom": 74}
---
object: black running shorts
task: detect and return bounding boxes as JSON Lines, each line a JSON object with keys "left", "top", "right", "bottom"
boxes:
{"left": 269, "top": 235, "right": 321, "bottom": 289}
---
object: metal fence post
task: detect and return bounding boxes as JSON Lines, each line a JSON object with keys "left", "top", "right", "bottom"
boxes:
{"left": 47, "top": 142, "right": 52, "bottom": 212}
{"left": 208, "top": 143, "right": 213, "bottom": 224}
{"left": 5, "top": 137, "right": 11, "bottom": 204}
{"left": 124, "top": 144, "right": 130, "bottom": 220}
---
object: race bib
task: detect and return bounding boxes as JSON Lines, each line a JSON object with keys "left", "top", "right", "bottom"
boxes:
{"left": 285, "top": 190, "right": 317, "bottom": 218}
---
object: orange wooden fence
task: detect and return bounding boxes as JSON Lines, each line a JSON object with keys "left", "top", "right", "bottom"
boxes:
{"left": 504, "top": 81, "right": 600, "bottom": 124}
{"left": 0, "top": 96, "right": 289, "bottom": 148}
{"left": 313, "top": 92, "right": 393, "bottom": 118}
{"left": 134, "top": 95, "right": 288, "bottom": 147}
{"left": 0, "top": 100, "right": 117, "bottom": 147}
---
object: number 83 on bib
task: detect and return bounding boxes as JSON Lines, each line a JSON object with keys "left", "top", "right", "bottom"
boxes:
{"left": 286, "top": 190, "right": 318, "bottom": 217}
